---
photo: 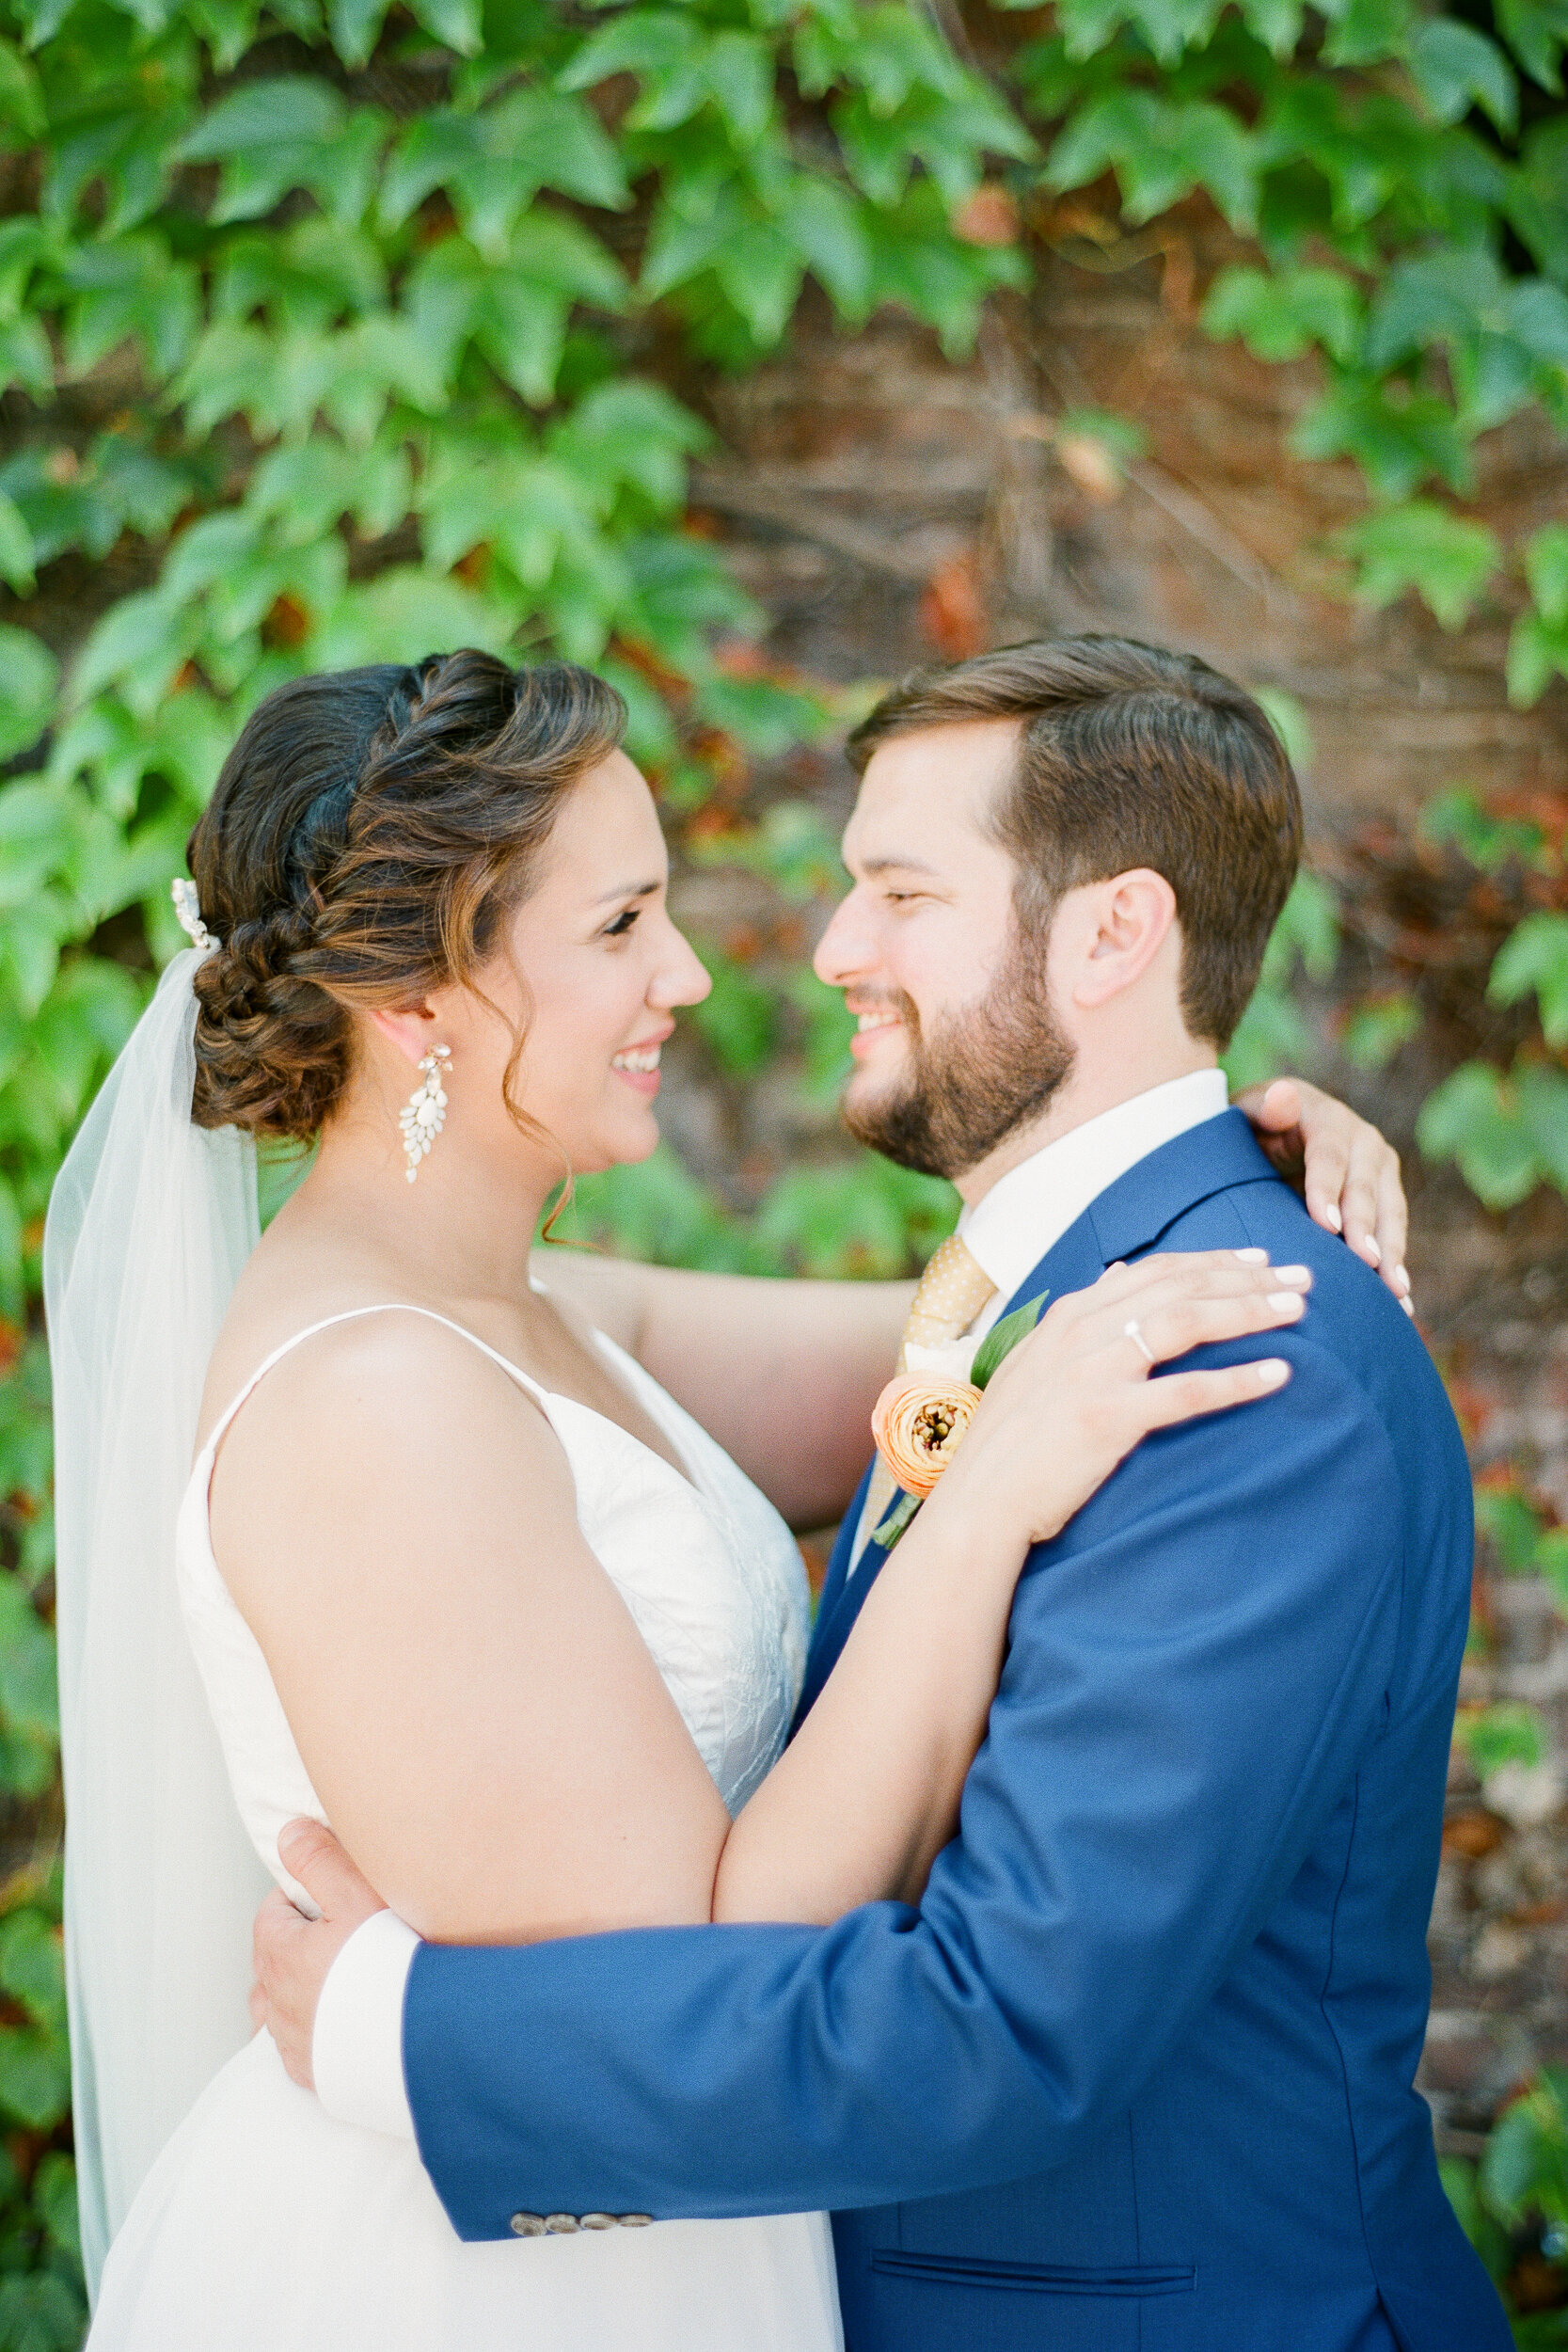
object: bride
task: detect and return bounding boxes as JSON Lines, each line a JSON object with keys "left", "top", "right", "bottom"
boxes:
{"left": 47, "top": 650, "right": 1386, "bottom": 2348}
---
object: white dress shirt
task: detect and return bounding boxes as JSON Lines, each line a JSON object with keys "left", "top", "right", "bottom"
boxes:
{"left": 309, "top": 1065, "right": 1231, "bottom": 2140}
{"left": 847, "top": 1066, "right": 1230, "bottom": 1569}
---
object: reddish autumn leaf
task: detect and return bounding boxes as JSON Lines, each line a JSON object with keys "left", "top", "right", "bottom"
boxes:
{"left": 951, "top": 185, "right": 1018, "bottom": 247}
{"left": 919, "top": 550, "right": 985, "bottom": 662}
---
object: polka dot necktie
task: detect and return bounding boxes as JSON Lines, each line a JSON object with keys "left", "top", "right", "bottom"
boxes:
{"left": 863, "top": 1232, "right": 998, "bottom": 1534}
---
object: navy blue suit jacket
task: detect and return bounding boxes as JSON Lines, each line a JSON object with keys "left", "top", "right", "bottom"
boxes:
{"left": 404, "top": 1113, "right": 1509, "bottom": 2350}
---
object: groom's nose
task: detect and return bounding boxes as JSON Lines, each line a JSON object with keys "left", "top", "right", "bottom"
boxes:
{"left": 812, "top": 887, "right": 875, "bottom": 988}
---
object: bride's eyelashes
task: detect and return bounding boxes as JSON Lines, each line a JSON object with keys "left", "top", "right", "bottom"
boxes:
{"left": 603, "top": 906, "right": 642, "bottom": 940}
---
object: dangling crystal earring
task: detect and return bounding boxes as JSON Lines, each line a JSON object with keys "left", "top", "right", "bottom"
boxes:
{"left": 399, "top": 1045, "right": 451, "bottom": 1183}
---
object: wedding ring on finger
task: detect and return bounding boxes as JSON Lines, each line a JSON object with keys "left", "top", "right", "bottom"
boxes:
{"left": 1124, "top": 1317, "right": 1156, "bottom": 1367}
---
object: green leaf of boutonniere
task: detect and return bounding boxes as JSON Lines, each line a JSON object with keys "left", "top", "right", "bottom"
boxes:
{"left": 969, "top": 1290, "right": 1049, "bottom": 1390}
{"left": 868, "top": 1490, "right": 921, "bottom": 1552}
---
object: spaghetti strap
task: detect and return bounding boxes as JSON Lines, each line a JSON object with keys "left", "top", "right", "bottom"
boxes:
{"left": 200, "top": 1304, "right": 551, "bottom": 1462}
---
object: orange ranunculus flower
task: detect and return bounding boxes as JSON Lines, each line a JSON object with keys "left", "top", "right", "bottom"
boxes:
{"left": 870, "top": 1374, "right": 983, "bottom": 1499}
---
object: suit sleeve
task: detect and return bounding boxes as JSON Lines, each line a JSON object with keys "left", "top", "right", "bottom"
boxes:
{"left": 404, "top": 1337, "right": 1407, "bottom": 2238}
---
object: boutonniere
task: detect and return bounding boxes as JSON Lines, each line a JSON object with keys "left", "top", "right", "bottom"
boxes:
{"left": 867, "top": 1293, "right": 1050, "bottom": 1551}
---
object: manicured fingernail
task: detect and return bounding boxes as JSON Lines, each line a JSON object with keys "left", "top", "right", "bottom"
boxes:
{"left": 1394, "top": 1264, "right": 1411, "bottom": 1295}
{"left": 1323, "top": 1202, "right": 1342, "bottom": 1232}
{"left": 1257, "top": 1359, "right": 1290, "bottom": 1387}
{"left": 1359, "top": 1235, "right": 1382, "bottom": 1264}
{"left": 1267, "top": 1292, "right": 1306, "bottom": 1313}
{"left": 1272, "top": 1264, "right": 1311, "bottom": 1286}
{"left": 1234, "top": 1248, "right": 1268, "bottom": 1262}
{"left": 1401, "top": 1294, "right": 1416, "bottom": 1317}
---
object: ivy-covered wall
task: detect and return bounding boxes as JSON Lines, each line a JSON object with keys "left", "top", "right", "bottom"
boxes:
{"left": 5, "top": 1, "right": 1568, "bottom": 2340}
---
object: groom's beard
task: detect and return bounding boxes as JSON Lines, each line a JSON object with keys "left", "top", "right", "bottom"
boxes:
{"left": 842, "top": 931, "right": 1075, "bottom": 1182}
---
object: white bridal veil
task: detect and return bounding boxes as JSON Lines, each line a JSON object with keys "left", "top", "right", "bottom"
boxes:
{"left": 43, "top": 946, "right": 270, "bottom": 2297}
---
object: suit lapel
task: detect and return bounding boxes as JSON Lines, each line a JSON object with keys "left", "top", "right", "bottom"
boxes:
{"left": 793, "top": 1463, "right": 870, "bottom": 1726}
{"left": 794, "top": 1459, "right": 906, "bottom": 1729}
{"left": 795, "top": 1210, "right": 1112, "bottom": 1729}
{"left": 794, "top": 1109, "right": 1282, "bottom": 1730}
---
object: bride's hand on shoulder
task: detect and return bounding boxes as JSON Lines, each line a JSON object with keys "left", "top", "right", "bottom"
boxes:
{"left": 1234, "top": 1076, "right": 1410, "bottom": 1306}
{"left": 931, "top": 1251, "right": 1311, "bottom": 1550}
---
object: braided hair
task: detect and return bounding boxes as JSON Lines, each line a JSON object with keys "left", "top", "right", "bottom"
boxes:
{"left": 188, "top": 651, "right": 626, "bottom": 1139}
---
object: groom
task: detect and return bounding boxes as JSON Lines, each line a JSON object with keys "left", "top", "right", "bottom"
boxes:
{"left": 257, "top": 635, "right": 1509, "bottom": 2348}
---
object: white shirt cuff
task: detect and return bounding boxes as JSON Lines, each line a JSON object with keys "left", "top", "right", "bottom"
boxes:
{"left": 311, "top": 1908, "right": 420, "bottom": 2141}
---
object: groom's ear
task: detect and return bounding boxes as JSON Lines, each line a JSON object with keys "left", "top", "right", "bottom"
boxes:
{"left": 1063, "top": 868, "right": 1180, "bottom": 1010}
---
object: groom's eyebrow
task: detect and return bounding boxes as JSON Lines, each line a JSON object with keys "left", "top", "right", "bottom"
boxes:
{"left": 861, "top": 852, "right": 941, "bottom": 877}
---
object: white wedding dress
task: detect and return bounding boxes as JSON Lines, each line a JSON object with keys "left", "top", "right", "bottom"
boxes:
{"left": 87, "top": 1301, "right": 845, "bottom": 2352}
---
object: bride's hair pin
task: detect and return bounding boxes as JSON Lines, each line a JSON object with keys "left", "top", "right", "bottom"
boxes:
{"left": 170, "top": 877, "right": 220, "bottom": 954}
{"left": 399, "top": 1045, "right": 451, "bottom": 1183}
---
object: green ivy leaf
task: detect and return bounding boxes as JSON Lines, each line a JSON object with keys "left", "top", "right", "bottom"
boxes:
{"left": 0, "top": 313, "right": 53, "bottom": 402}
{"left": 0, "top": 2023, "right": 69, "bottom": 2130}
{"left": 30, "top": 2152, "right": 79, "bottom": 2265}
{"left": 1202, "top": 263, "right": 1363, "bottom": 365}
{"left": 328, "top": 0, "right": 389, "bottom": 66}
{"left": 1334, "top": 500, "right": 1500, "bottom": 628}
{"left": 1459, "top": 1698, "right": 1547, "bottom": 1778}
{"left": 0, "top": 627, "right": 57, "bottom": 762}
{"left": 1294, "top": 382, "right": 1472, "bottom": 501}
{"left": 1518, "top": 1060, "right": 1568, "bottom": 1190}
{"left": 1524, "top": 520, "right": 1568, "bottom": 627}
{"left": 1338, "top": 990, "right": 1420, "bottom": 1071}
{"left": 185, "top": 0, "right": 265, "bottom": 71}
{"left": 1417, "top": 1060, "right": 1540, "bottom": 1207}
{"left": 0, "top": 490, "right": 35, "bottom": 593}
{"left": 70, "top": 590, "right": 198, "bottom": 715}
{"left": 1421, "top": 785, "right": 1545, "bottom": 869}
{"left": 0, "top": 1902, "right": 64, "bottom": 2028}
{"left": 176, "top": 79, "right": 384, "bottom": 228}
{"left": 1056, "top": 0, "right": 1228, "bottom": 66}
{"left": 690, "top": 947, "right": 779, "bottom": 1076}
{"left": 384, "top": 96, "right": 626, "bottom": 256}
{"left": 410, "top": 0, "right": 483, "bottom": 56}
{"left": 778, "top": 174, "right": 873, "bottom": 311}
{"left": 307, "top": 566, "right": 517, "bottom": 668}
{"left": 1488, "top": 911, "right": 1568, "bottom": 1045}
{"left": 1475, "top": 1478, "right": 1546, "bottom": 1574}
{"left": 1409, "top": 17, "right": 1520, "bottom": 134}
{"left": 1508, "top": 606, "right": 1568, "bottom": 707}
{"left": 551, "top": 1145, "right": 745, "bottom": 1272}
{"left": 0, "top": 2268, "right": 87, "bottom": 2352}
{"left": 701, "top": 31, "right": 774, "bottom": 143}
{"left": 1497, "top": 0, "right": 1568, "bottom": 93}
{"left": 0, "top": 37, "right": 44, "bottom": 138}
{"left": 1480, "top": 2098, "right": 1558, "bottom": 2229}
{"left": 753, "top": 1161, "right": 917, "bottom": 1277}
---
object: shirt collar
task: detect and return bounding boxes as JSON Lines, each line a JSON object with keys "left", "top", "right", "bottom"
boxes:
{"left": 957, "top": 1069, "right": 1230, "bottom": 1308}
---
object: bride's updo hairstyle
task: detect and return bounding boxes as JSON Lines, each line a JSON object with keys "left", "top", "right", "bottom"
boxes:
{"left": 187, "top": 649, "right": 626, "bottom": 1139}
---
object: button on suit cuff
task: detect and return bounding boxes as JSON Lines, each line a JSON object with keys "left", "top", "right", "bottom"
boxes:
{"left": 312, "top": 1908, "right": 420, "bottom": 2141}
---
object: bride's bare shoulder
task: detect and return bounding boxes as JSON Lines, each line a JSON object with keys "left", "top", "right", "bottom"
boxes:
{"left": 205, "top": 1289, "right": 568, "bottom": 1601}
{"left": 197, "top": 1223, "right": 537, "bottom": 1466}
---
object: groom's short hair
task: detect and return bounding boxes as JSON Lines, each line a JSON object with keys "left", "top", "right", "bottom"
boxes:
{"left": 847, "top": 634, "right": 1302, "bottom": 1048}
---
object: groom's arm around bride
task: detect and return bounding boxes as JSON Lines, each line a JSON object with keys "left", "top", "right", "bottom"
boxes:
{"left": 389, "top": 1129, "right": 1495, "bottom": 2352}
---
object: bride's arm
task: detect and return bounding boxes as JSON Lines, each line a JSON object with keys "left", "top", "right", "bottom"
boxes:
{"left": 532, "top": 1083, "right": 1404, "bottom": 1528}
{"left": 712, "top": 1252, "right": 1306, "bottom": 1922}
{"left": 214, "top": 1311, "right": 733, "bottom": 1947}
{"left": 533, "top": 1249, "right": 911, "bottom": 1527}
{"left": 214, "top": 1259, "right": 1304, "bottom": 1947}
